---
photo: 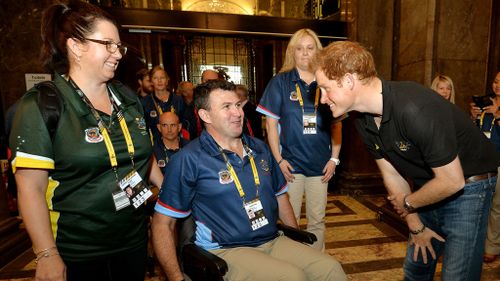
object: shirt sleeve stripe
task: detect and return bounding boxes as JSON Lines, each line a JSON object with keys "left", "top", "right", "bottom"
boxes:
{"left": 154, "top": 200, "right": 191, "bottom": 218}
{"left": 46, "top": 178, "right": 61, "bottom": 240}
{"left": 256, "top": 105, "right": 280, "bottom": 120}
{"left": 11, "top": 152, "right": 55, "bottom": 173}
{"left": 276, "top": 183, "right": 288, "bottom": 196}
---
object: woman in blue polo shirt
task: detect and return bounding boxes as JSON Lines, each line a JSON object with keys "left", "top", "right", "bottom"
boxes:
{"left": 257, "top": 28, "right": 342, "bottom": 251}
{"left": 142, "top": 66, "right": 186, "bottom": 142}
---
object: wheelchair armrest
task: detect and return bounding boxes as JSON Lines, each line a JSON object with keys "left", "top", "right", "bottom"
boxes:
{"left": 182, "top": 243, "right": 228, "bottom": 278}
{"left": 277, "top": 223, "right": 317, "bottom": 245}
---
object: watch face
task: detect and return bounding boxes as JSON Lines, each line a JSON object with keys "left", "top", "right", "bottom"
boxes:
{"left": 404, "top": 198, "right": 414, "bottom": 211}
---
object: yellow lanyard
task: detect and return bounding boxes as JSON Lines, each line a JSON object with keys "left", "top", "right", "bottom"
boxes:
{"left": 70, "top": 79, "right": 135, "bottom": 170}
{"left": 151, "top": 94, "right": 164, "bottom": 115}
{"left": 479, "top": 112, "right": 495, "bottom": 132}
{"left": 295, "top": 83, "right": 320, "bottom": 114}
{"left": 151, "top": 93, "right": 176, "bottom": 116}
{"left": 218, "top": 142, "right": 260, "bottom": 200}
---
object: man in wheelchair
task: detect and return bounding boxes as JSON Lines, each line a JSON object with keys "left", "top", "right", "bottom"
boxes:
{"left": 152, "top": 80, "right": 346, "bottom": 281}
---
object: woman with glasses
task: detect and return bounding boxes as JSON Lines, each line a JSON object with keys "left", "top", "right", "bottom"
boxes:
{"left": 9, "top": 2, "right": 163, "bottom": 280}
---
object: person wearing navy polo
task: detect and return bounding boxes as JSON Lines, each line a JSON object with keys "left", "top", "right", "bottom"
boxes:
{"left": 257, "top": 28, "right": 343, "bottom": 251}
{"left": 142, "top": 66, "right": 185, "bottom": 142}
{"left": 153, "top": 111, "right": 188, "bottom": 175}
{"left": 152, "top": 80, "right": 346, "bottom": 281}
{"left": 314, "top": 41, "right": 500, "bottom": 281}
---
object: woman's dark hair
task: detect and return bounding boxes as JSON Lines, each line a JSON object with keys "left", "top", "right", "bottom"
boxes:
{"left": 194, "top": 80, "right": 236, "bottom": 111}
{"left": 40, "top": 1, "right": 118, "bottom": 74}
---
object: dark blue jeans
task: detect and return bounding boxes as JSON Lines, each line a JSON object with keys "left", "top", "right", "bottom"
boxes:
{"left": 404, "top": 177, "right": 495, "bottom": 281}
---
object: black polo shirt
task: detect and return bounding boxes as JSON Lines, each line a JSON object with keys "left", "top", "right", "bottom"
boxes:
{"left": 356, "top": 79, "right": 499, "bottom": 188}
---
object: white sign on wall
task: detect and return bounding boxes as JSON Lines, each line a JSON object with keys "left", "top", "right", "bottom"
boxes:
{"left": 25, "top": 73, "right": 52, "bottom": 90}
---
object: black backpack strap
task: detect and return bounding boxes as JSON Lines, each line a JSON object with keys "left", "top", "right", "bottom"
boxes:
{"left": 35, "top": 81, "right": 62, "bottom": 141}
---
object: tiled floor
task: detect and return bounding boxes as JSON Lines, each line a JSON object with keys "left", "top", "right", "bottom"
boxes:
{"left": 1, "top": 194, "right": 499, "bottom": 281}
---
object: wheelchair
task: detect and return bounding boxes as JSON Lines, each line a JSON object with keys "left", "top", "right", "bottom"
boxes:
{"left": 181, "top": 223, "right": 317, "bottom": 281}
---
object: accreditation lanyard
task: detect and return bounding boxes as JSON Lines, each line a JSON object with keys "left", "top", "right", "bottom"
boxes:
{"left": 151, "top": 93, "right": 176, "bottom": 116}
{"left": 295, "top": 83, "right": 320, "bottom": 114}
{"left": 162, "top": 141, "right": 179, "bottom": 164}
{"left": 217, "top": 142, "right": 260, "bottom": 202}
{"left": 479, "top": 112, "right": 495, "bottom": 131}
{"left": 69, "top": 78, "right": 136, "bottom": 177}
{"left": 151, "top": 93, "right": 164, "bottom": 116}
{"left": 162, "top": 145, "right": 170, "bottom": 164}
{"left": 479, "top": 111, "right": 496, "bottom": 139}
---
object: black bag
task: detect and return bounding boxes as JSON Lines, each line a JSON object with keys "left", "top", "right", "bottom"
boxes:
{"left": 35, "top": 81, "right": 63, "bottom": 140}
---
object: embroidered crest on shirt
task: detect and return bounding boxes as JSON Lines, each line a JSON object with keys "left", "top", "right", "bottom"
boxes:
{"left": 150, "top": 110, "right": 157, "bottom": 118}
{"left": 136, "top": 117, "right": 146, "bottom": 130}
{"left": 219, "top": 170, "right": 233, "bottom": 184}
{"left": 289, "top": 91, "right": 298, "bottom": 101}
{"left": 260, "top": 159, "right": 270, "bottom": 173}
{"left": 157, "top": 159, "right": 166, "bottom": 167}
{"left": 84, "top": 127, "right": 103, "bottom": 143}
{"left": 396, "top": 141, "right": 411, "bottom": 152}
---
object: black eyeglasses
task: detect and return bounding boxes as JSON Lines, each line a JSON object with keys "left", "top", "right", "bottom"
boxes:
{"left": 85, "top": 38, "right": 127, "bottom": 55}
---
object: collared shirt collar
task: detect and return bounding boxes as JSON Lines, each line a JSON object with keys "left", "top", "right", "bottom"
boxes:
{"left": 199, "top": 130, "right": 262, "bottom": 157}
{"left": 53, "top": 73, "right": 138, "bottom": 118}
{"left": 291, "top": 68, "right": 317, "bottom": 88}
{"left": 362, "top": 78, "right": 393, "bottom": 133}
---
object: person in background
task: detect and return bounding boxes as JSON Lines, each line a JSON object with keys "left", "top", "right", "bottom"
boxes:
{"left": 257, "top": 28, "right": 343, "bottom": 251}
{"left": 9, "top": 2, "right": 163, "bottom": 280}
{"left": 201, "top": 69, "right": 219, "bottom": 83}
{"left": 142, "top": 66, "right": 185, "bottom": 142}
{"left": 470, "top": 70, "right": 500, "bottom": 263}
{"left": 431, "top": 75, "right": 455, "bottom": 104}
{"left": 235, "top": 84, "right": 263, "bottom": 139}
{"left": 177, "top": 81, "right": 198, "bottom": 140}
{"left": 153, "top": 112, "right": 188, "bottom": 174}
{"left": 315, "top": 40, "right": 499, "bottom": 281}
{"left": 216, "top": 68, "right": 231, "bottom": 81}
{"left": 136, "top": 68, "right": 153, "bottom": 100}
{"left": 152, "top": 79, "right": 346, "bottom": 281}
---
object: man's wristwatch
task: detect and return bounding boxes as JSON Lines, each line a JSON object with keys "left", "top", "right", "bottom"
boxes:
{"left": 329, "top": 157, "right": 340, "bottom": 165}
{"left": 403, "top": 194, "right": 415, "bottom": 212}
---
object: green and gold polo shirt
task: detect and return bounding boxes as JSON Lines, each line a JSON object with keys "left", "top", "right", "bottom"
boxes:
{"left": 10, "top": 73, "right": 152, "bottom": 261}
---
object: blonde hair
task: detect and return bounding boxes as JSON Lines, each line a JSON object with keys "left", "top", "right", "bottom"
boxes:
{"left": 431, "top": 75, "right": 455, "bottom": 104}
{"left": 149, "top": 65, "right": 169, "bottom": 80}
{"left": 235, "top": 84, "right": 249, "bottom": 100}
{"left": 279, "top": 29, "right": 323, "bottom": 73}
{"left": 313, "top": 41, "right": 377, "bottom": 84}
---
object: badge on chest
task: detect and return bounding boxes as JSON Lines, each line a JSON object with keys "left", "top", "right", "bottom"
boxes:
{"left": 303, "top": 113, "right": 317, "bottom": 134}
{"left": 244, "top": 197, "right": 269, "bottom": 231}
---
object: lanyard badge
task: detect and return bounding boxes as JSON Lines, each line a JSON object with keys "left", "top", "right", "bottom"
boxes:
{"left": 119, "top": 170, "right": 153, "bottom": 208}
{"left": 244, "top": 198, "right": 269, "bottom": 230}
{"left": 295, "top": 84, "right": 319, "bottom": 135}
{"left": 218, "top": 141, "right": 268, "bottom": 231}
{"left": 303, "top": 113, "right": 317, "bottom": 134}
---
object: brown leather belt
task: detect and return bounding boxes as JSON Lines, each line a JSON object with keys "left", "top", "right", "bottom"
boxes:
{"left": 465, "top": 172, "right": 497, "bottom": 183}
